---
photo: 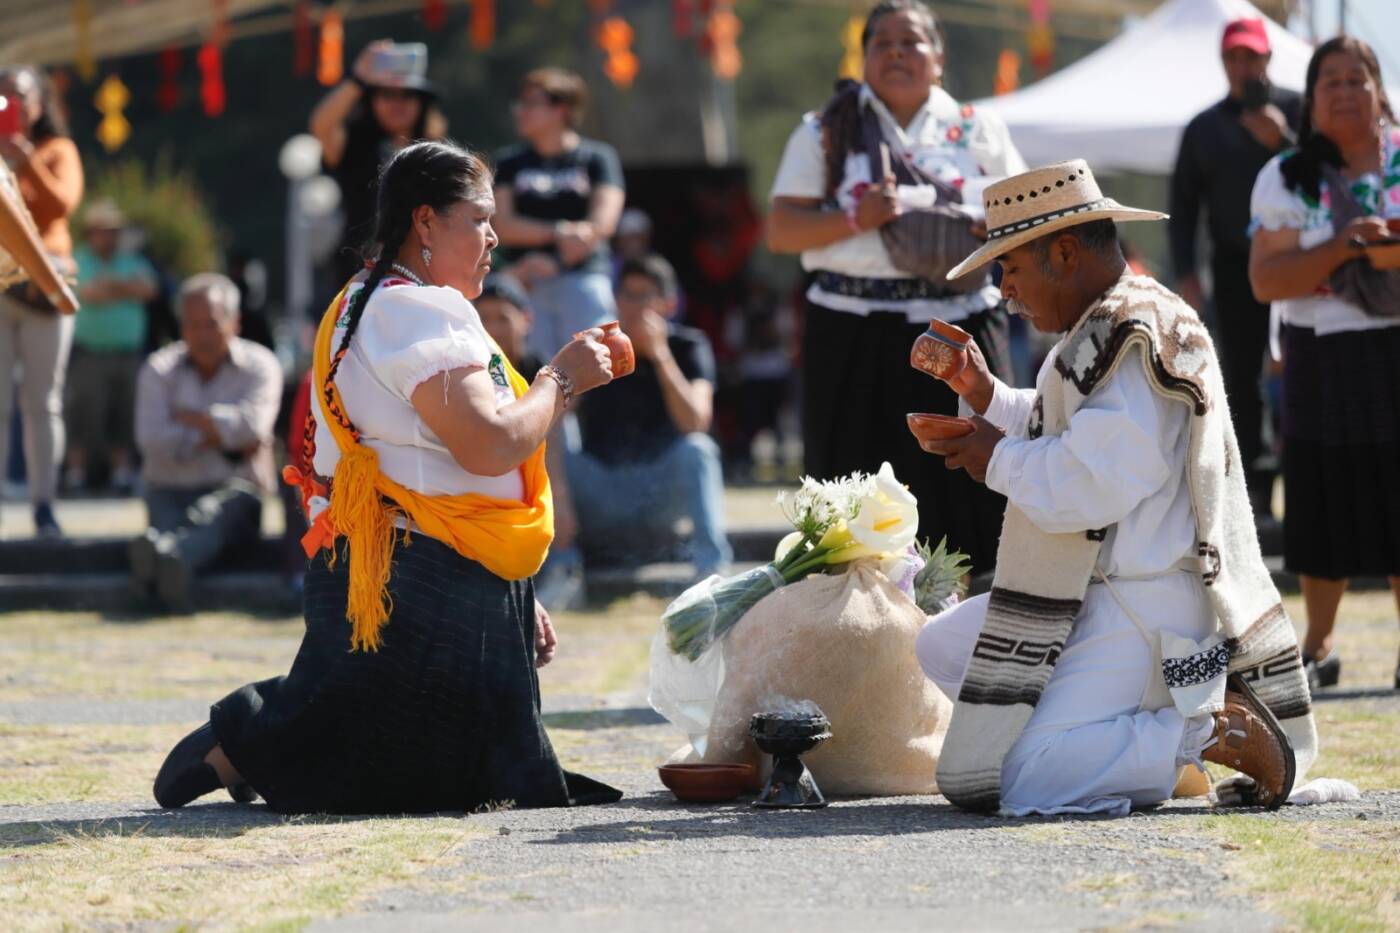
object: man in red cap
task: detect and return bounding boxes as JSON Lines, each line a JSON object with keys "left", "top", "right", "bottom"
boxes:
{"left": 1169, "top": 16, "right": 1301, "bottom": 530}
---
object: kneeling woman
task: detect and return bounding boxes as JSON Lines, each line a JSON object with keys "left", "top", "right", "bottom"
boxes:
{"left": 155, "top": 141, "right": 621, "bottom": 814}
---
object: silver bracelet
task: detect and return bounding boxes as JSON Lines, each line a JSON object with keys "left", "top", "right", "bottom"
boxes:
{"left": 536, "top": 364, "right": 573, "bottom": 407}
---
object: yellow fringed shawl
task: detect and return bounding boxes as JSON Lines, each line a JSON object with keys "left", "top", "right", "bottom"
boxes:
{"left": 311, "top": 281, "right": 554, "bottom": 651}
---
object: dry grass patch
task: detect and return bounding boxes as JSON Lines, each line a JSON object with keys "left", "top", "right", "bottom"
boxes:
{"left": 1204, "top": 814, "right": 1400, "bottom": 931}
{"left": 0, "top": 723, "right": 187, "bottom": 805}
{"left": 0, "top": 812, "right": 487, "bottom": 932}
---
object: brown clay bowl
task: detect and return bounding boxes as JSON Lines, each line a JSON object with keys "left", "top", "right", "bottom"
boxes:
{"left": 907, "top": 412, "right": 975, "bottom": 443}
{"left": 910, "top": 319, "right": 973, "bottom": 380}
{"left": 657, "top": 763, "right": 758, "bottom": 802}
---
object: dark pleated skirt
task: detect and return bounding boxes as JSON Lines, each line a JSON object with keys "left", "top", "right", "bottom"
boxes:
{"left": 210, "top": 535, "right": 622, "bottom": 815}
{"left": 1280, "top": 323, "right": 1400, "bottom": 579}
{"left": 802, "top": 298, "right": 1011, "bottom": 572}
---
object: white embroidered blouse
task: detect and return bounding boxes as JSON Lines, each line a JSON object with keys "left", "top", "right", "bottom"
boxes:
{"left": 1249, "top": 123, "right": 1400, "bottom": 338}
{"left": 770, "top": 84, "right": 1027, "bottom": 323}
{"left": 312, "top": 278, "right": 524, "bottom": 500}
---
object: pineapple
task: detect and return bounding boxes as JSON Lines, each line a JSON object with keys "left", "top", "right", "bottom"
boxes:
{"left": 912, "top": 536, "right": 972, "bottom": 615}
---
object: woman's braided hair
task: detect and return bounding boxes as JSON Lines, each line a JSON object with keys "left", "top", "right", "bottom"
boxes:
{"left": 322, "top": 140, "right": 492, "bottom": 439}
{"left": 819, "top": 0, "right": 943, "bottom": 202}
{"left": 1280, "top": 35, "right": 1395, "bottom": 202}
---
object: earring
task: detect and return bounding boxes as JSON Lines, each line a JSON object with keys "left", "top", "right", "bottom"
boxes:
{"left": 421, "top": 246, "right": 433, "bottom": 267}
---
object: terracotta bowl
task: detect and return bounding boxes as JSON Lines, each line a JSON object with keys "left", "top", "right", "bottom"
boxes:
{"left": 657, "top": 763, "right": 758, "bottom": 803}
{"left": 907, "top": 412, "right": 975, "bottom": 443}
{"left": 910, "top": 319, "right": 973, "bottom": 380}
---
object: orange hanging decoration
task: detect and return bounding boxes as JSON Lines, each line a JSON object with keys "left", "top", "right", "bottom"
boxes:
{"left": 1026, "top": 0, "right": 1054, "bottom": 76}
{"left": 157, "top": 47, "right": 181, "bottom": 113}
{"left": 198, "top": 41, "right": 226, "bottom": 116}
{"left": 597, "top": 16, "right": 638, "bottom": 89}
{"left": 706, "top": 3, "right": 742, "bottom": 80}
{"left": 319, "top": 10, "right": 345, "bottom": 86}
{"left": 293, "top": 1, "right": 314, "bottom": 76}
{"left": 994, "top": 49, "right": 1021, "bottom": 96}
{"left": 470, "top": 0, "right": 495, "bottom": 50}
{"left": 838, "top": 14, "right": 863, "bottom": 80}
{"left": 94, "top": 74, "right": 131, "bottom": 152}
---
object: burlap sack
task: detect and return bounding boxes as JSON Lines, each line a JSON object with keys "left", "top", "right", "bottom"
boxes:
{"left": 695, "top": 561, "right": 951, "bottom": 796}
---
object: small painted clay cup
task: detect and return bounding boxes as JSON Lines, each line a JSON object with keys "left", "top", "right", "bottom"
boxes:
{"left": 910, "top": 319, "right": 972, "bottom": 381}
{"left": 576, "top": 321, "right": 636, "bottom": 378}
{"left": 906, "top": 412, "right": 975, "bottom": 444}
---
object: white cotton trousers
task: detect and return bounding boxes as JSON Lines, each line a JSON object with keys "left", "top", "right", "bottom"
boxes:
{"left": 917, "top": 572, "right": 1217, "bottom": 816}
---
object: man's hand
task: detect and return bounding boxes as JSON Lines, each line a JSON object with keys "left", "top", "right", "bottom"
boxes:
{"left": 534, "top": 600, "right": 558, "bottom": 668}
{"left": 0, "top": 133, "right": 34, "bottom": 168}
{"left": 174, "top": 410, "right": 222, "bottom": 449}
{"left": 555, "top": 222, "right": 597, "bottom": 266}
{"left": 1240, "top": 104, "right": 1288, "bottom": 152}
{"left": 627, "top": 307, "right": 671, "bottom": 361}
{"left": 943, "top": 339, "right": 996, "bottom": 415}
{"left": 915, "top": 415, "right": 1004, "bottom": 483}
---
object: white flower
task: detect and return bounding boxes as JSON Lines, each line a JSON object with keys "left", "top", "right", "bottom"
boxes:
{"left": 849, "top": 462, "right": 919, "bottom": 555}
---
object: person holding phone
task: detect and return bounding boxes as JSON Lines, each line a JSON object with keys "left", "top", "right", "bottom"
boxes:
{"left": 1248, "top": 36, "right": 1400, "bottom": 692}
{"left": 1169, "top": 18, "right": 1301, "bottom": 527}
{"left": 0, "top": 65, "right": 83, "bottom": 538}
{"left": 310, "top": 39, "right": 447, "bottom": 290}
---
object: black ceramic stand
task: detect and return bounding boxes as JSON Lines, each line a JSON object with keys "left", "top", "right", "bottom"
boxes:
{"left": 749, "top": 711, "right": 831, "bottom": 809}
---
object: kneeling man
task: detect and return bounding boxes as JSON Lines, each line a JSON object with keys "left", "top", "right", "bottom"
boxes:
{"left": 916, "top": 161, "right": 1316, "bottom": 816}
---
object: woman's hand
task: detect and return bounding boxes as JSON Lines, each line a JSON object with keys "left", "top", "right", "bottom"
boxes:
{"left": 854, "top": 173, "right": 900, "bottom": 233}
{"left": 534, "top": 600, "right": 558, "bottom": 668}
{"left": 944, "top": 338, "right": 996, "bottom": 415}
{"left": 1336, "top": 215, "right": 1394, "bottom": 249}
{"left": 550, "top": 329, "right": 614, "bottom": 396}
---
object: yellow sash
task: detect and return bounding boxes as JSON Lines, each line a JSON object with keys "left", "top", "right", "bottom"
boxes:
{"left": 312, "top": 281, "right": 554, "bottom": 651}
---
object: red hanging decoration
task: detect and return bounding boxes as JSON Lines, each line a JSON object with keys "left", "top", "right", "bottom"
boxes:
{"left": 318, "top": 10, "right": 345, "bottom": 86}
{"left": 470, "top": 0, "right": 495, "bottom": 50}
{"left": 424, "top": 0, "right": 446, "bottom": 31}
{"left": 157, "top": 47, "right": 181, "bottom": 112}
{"left": 293, "top": 1, "right": 314, "bottom": 76}
{"left": 672, "top": 0, "right": 694, "bottom": 39}
{"left": 197, "top": 42, "right": 225, "bottom": 116}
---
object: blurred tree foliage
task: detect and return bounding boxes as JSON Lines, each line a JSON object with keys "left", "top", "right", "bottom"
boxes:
{"left": 80, "top": 156, "right": 222, "bottom": 278}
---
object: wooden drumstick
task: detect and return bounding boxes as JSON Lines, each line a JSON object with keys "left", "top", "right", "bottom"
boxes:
{"left": 0, "top": 167, "right": 78, "bottom": 314}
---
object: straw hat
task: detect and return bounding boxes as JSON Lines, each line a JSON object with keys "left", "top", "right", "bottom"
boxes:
{"left": 946, "top": 160, "right": 1167, "bottom": 281}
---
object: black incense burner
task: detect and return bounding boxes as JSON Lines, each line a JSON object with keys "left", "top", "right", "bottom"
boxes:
{"left": 748, "top": 710, "right": 831, "bottom": 809}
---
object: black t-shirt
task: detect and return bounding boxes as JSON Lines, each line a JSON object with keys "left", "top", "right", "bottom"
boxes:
{"left": 576, "top": 325, "right": 715, "bottom": 465}
{"left": 493, "top": 139, "right": 625, "bottom": 276}
{"left": 513, "top": 352, "right": 545, "bottom": 384}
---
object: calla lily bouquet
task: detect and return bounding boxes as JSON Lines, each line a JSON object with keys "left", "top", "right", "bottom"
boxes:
{"left": 663, "top": 462, "right": 924, "bottom": 660}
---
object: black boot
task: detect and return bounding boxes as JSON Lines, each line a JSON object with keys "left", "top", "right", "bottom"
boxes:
{"left": 154, "top": 722, "right": 223, "bottom": 808}
{"left": 1303, "top": 651, "right": 1341, "bottom": 691}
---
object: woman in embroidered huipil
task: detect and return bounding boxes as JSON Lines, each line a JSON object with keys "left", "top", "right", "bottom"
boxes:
{"left": 767, "top": 0, "right": 1026, "bottom": 572}
{"left": 153, "top": 142, "right": 624, "bottom": 814}
{"left": 1249, "top": 36, "right": 1400, "bottom": 692}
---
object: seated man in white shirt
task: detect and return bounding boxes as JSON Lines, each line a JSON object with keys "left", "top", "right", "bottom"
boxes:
{"left": 130, "top": 274, "right": 282, "bottom": 612}
{"left": 912, "top": 162, "right": 1316, "bottom": 816}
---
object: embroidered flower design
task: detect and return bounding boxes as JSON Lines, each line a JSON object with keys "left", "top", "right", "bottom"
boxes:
{"left": 960, "top": 104, "right": 975, "bottom": 119}
{"left": 488, "top": 353, "right": 509, "bottom": 389}
{"left": 945, "top": 125, "right": 963, "bottom": 143}
{"left": 848, "top": 180, "right": 870, "bottom": 203}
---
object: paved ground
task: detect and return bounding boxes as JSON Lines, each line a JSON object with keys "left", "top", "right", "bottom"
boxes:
{"left": 0, "top": 527, "right": 1396, "bottom": 929}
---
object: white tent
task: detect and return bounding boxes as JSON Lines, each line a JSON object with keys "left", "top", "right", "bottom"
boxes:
{"left": 974, "top": 0, "right": 1315, "bottom": 174}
